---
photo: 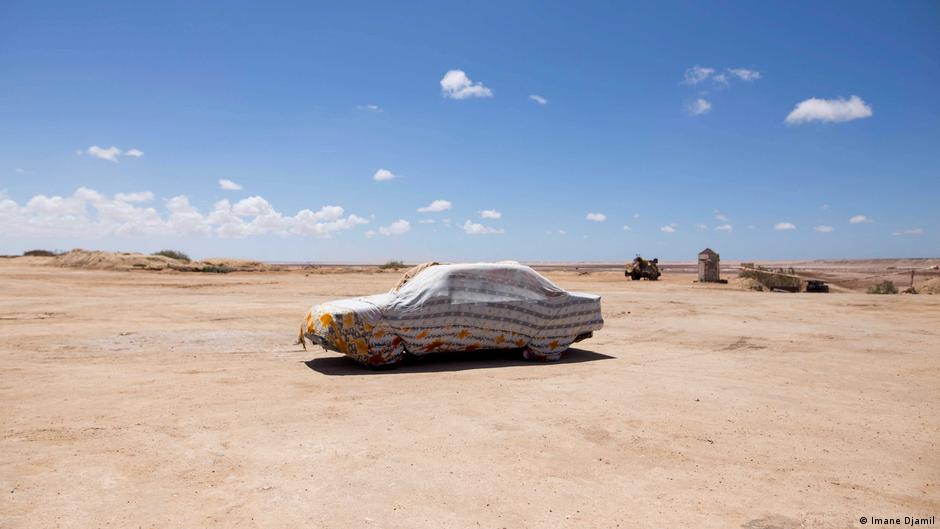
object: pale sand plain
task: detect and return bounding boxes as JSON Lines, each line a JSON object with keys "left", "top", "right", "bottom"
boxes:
{"left": 1, "top": 259, "right": 938, "bottom": 528}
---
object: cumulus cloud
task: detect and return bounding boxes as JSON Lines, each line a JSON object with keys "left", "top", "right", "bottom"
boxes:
{"left": 728, "top": 68, "right": 761, "bottom": 81}
{"left": 585, "top": 212, "right": 606, "bottom": 222}
{"left": 714, "top": 212, "right": 729, "bottom": 222}
{"left": 83, "top": 145, "right": 144, "bottom": 162}
{"left": 849, "top": 215, "right": 872, "bottom": 224}
{"left": 715, "top": 224, "right": 733, "bottom": 232}
{"left": 622, "top": 225, "right": 631, "bottom": 231}
{"left": 356, "top": 104, "right": 382, "bottom": 112}
{"left": 0, "top": 187, "right": 367, "bottom": 239}
{"left": 689, "top": 98, "right": 712, "bottom": 115}
{"left": 479, "top": 209, "right": 501, "bottom": 219}
{"left": 417, "top": 219, "right": 436, "bottom": 224}
{"left": 774, "top": 222, "right": 796, "bottom": 230}
{"left": 893, "top": 228, "right": 924, "bottom": 236}
{"left": 785, "top": 96, "right": 873, "bottom": 124}
{"left": 417, "top": 199, "right": 452, "bottom": 213}
{"left": 660, "top": 224, "right": 677, "bottom": 233}
{"left": 462, "top": 220, "right": 504, "bottom": 235}
{"left": 683, "top": 66, "right": 715, "bottom": 85}
{"left": 378, "top": 219, "right": 411, "bottom": 236}
{"left": 440, "top": 70, "right": 493, "bottom": 100}
{"left": 529, "top": 94, "right": 548, "bottom": 105}
{"left": 86, "top": 145, "right": 122, "bottom": 162}
{"left": 814, "top": 225, "right": 834, "bottom": 233}
{"left": 218, "top": 179, "right": 243, "bottom": 191}
{"left": 373, "top": 169, "right": 396, "bottom": 182}
{"left": 114, "top": 191, "right": 154, "bottom": 203}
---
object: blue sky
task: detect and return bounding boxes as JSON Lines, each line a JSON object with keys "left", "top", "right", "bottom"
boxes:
{"left": 2, "top": 1, "right": 938, "bottom": 262}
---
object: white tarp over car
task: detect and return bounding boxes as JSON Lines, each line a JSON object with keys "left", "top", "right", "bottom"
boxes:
{"left": 301, "top": 263, "right": 603, "bottom": 367}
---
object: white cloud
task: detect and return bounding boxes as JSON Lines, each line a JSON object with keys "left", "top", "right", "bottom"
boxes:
{"left": 849, "top": 215, "right": 872, "bottom": 224}
{"left": 462, "top": 220, "right": 504, "bottom": 235}
{"left": 378, "top": 219, "right": 411, "bottom": 236}
{"left": 417, "top": 219, "right": 436, "bottom": 224}
{"left": 231, "top": 196, "right": 274, "bottom": 217}
{"left": 83, "top": 145, "right": 145, "bottom": 162}
{"left": 0, "top": 187, "right": 367, "bottom": 239}
{"left": 689, "top": 98, "right": 712, "bottom": 115}
{"left": 440, "top": 70, "right": 493, "bottom": 100}
{"left": 785, "top": 95, "right": 873, "bottom": 124}
{"left": 529, "top": 94, "right": 548, "bottom": 105}
{"left": 357, "top": 104, "right": 382, "bottom": 112}
{"left": 684, "top": 65, "right": 761, "bottom": 86}
{"left": 114, "top": 191, "right": 154, "bottom": 203}
{"left": 364, "top": 230, "right": 376, "bottom": 238}
{"left": 218, "top": 179, "right": 243, "bottom": 191}
{"left": 683, "top": 65, "right": 715, "bottom": 85}
{"left": 893, "top": 228, "right": 924, "bottom": 236}
{"left": 373, "top": 169, "right": 396, "bottom": 182}
{"left": 727, "top": 68, "right": 761, "bottom": 81}
{"left": 15, "top": 168, "right": 28, "bottom": 174}
{"left": 714, "top": 212, "right": 729, "bottom": 222}
{"left": 774, "top": 222, "right": 796, "bottom": 230}
{"left": 417, "top": 199, "right": 452, "bottom": 213}
{"left": 715, "top": 224, "right": 733, "bottom": 232}
{"left": 622, "top": 225, "right": 631, "bottom": 231}
{"left": 660, "top": 224, "right": 677, "bottom": 233}
{"left": 86, "top": 145, "right": 122, "bottom": 162}
{"left": 814, "top": 225, "right": 834, "bottom": 233}
{"left": 585, "top": 212, "right": 607, "bottom": 222}
{"left": 479, "top": 209, "right": 501, "bottom": 219}
{"left": 695, "top": 223, "right": 708, "bottom": 231}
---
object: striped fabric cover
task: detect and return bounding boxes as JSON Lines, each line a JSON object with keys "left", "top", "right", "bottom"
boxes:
{"left": 302, "top": 263, "right": 603, "bottom": 366}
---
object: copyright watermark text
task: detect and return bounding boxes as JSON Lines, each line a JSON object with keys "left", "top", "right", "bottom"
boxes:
{"left": 859, "top": 515, "right": 935, "bottom": 526}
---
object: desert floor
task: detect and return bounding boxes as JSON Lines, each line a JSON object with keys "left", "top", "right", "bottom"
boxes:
{"left": 1, "top": 260, "right": 938, "bottom": 529}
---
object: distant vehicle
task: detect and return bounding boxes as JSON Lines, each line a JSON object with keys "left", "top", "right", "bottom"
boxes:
{"left": 804, "top": 280, "right": 829, "bottom": 293}
{"left": 299, "top": 263, "right": 604, "bottom": 367}
{"left": 625, "top": 256, "right": 661, "bottom": 280}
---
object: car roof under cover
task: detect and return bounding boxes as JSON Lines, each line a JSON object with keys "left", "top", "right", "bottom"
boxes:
{"left": 391, "top": 263, "right": 566, "bottom": 306}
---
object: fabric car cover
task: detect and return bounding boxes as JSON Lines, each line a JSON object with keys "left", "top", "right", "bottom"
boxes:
{"left": 302, "top": 263, "right": 603, "bottom": 366}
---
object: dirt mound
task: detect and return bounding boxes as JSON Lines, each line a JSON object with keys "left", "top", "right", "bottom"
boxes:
{"left": 393, "top": 262, "right": 440, "bottom": 291}
{"left": 730, "top": 276, "right": 764, "bottom": 291}
{"left": 51, "top": 250, "right": 277, "bottom": 272}
{"left": 53, "top": 250, "right": 183, "bottom": 271}
{"left": 920, "top": 278, "right": 940, "bottom": 294}
{"left": 197, "top": 258, "right": 279, "bottom": 272}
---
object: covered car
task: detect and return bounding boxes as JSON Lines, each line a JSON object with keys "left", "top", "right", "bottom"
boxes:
{"left": 299, "top": 262, "right": 603, "bottom": 367}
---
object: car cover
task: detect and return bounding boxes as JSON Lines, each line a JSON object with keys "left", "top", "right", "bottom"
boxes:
{"left": 302, "top": 263, "right": 603, "bottom": 366}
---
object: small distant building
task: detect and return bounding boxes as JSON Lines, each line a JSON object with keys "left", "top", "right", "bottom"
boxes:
{"left": 698, "top": 248, "right": 720, "bottom": 282}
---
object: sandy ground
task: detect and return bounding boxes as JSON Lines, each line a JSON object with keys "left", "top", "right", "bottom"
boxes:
{"left": 1, "top": 260, "right": 938, "bottom": 529}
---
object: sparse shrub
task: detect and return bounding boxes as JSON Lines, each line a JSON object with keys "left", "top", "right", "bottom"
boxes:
{"left": 23, "top": 249, "right": 60, "bottom": 257}
{"left": 868, "top": 280, "right": 898, "bottom": 295}
{"left": 200, "top": 265, "right": 234, "bottom": 274}
{"left": 153, "top": 250, "right": 191, "bottom": 262}
{"left": 379, "top": 260, "right": 406, "bottom": 270}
